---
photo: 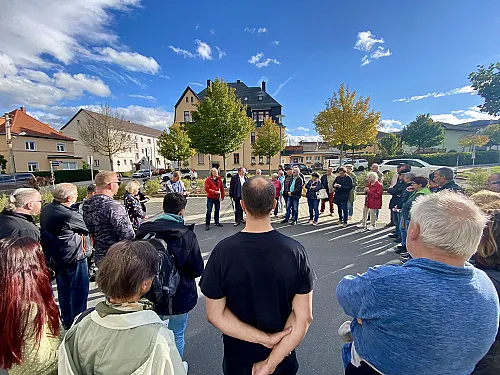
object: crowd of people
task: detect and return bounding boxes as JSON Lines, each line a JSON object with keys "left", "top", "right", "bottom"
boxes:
{"left": 0, "top": 165, "right": 499, "bottom": 375}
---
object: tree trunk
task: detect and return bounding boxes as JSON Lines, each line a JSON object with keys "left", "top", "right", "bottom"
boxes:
{"left": 339, "top": 143, "right": 344, "bottom": 166}
{"left": 177, "top": 160, "right": 180, "bottom": 171}
{"left": 222, "top": 154, "right": 226, "bottom": 185}
{"left": 108, "top": 154, "right": 114, "bottom": 171}
{"left": 269, "top": 155, "right": 272, "bottom": 176}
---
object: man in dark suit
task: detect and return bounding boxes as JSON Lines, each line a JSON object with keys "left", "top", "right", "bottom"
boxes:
{"left": 229, "top": 167, "right": 247, "bottom": 226}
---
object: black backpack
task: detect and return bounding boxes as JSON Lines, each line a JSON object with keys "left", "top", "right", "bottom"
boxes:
{"left": 137, "top": 232, "right": 180, "bottom": 315}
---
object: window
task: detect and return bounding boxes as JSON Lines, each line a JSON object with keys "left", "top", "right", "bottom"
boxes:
{"left": 266, "top": 156, "right": 270, "bottom": 164}
{"left": 25, "top": 140, "right": 36, "bottom": 151}
{"left": 315, "top": 156, "right": 321, "bottom": 161}
{"left": 191, "top": 96, "right": 194, "bottom": 103}
{"left": 27, "top": 162, "right": 38, "bottom": 172}
{"left": 141, "top": 137, "right": 144, "bottom": 142}
{"left": 233, "top": 153, "right": 240, "bottom": 164}
{"left": 185, "top": 97, "right": 189, "bottom": 103}
{"left": 135, "top": 153, "right": 139, "bottom": 159}
{"left": 258, "top": 95, "right": 263, "bottom": 101}
{"left": 306, "top": 156, "right": 312, "bottom": 162}
{"left": 62, "top": 162, "right": 77, "bottom": 170}
{"left": 251, "top": 132, "right": 256, "bottom": 144}
{"left": 197, "top": 153, "right": 205, "bottom": 164}
{"left": 258, "top": 112, "right": 264, "bottom": 122}
{"left": 147, "top": 139, "right": 151, "bottom": 144}
{"left": 265, "top": 111, "right": 270, "bottom": 120}
{"left": 124, "top": 159, "right": 127, "bottom": 165}
{"left": 184, "top": 111, "right": 190, "bottom": 123}
{"left": 130, "top": 160, "right": 133, "bottom": 165}
{"left": 135, "top": 143, "right": 138, "bottom": 149}
{"left": 253, "top": 112, "right": 258, "bottom": 122}
{"left": 94, "top": 159, "right": 100, "bottom": 167}
{"left": 57, "top": 143, "right": 66, "bottom": 152}
{"left": 142, "top": 149, "right": 145, "bottom": 154}
{"left": 156, "top": 158, "right": 160, "bottom": 166}
{"left": 259, "top": 156, "right": 264, "bottom": 164}
{"left": 386, "top": 160, "right": 402, "bottom": 166}
{"left": 251, "top": 154, "right": 256, "bottom": 164}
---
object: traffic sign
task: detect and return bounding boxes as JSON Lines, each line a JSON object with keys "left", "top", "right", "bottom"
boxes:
{"left": 51, "top": 161, "right": 59, "bottom": 166}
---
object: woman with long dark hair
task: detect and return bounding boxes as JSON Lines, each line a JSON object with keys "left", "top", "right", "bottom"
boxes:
{"left": 0, "top": 237, "right": 60, "bottom": 374}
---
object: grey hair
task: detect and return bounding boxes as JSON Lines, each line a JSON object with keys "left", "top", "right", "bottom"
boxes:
{"left": 410, "top": 191, "right": 488, "bottom": 259}
{"left": 7, "top": 188, "right": 40, "bottom": 210}
{"left": 53, "top": 183, "right": 77, "bottom": 202}
{"left": 293, "top": 166, "right": 300, "bottom": 172}
{"left": 435, "top": 167, "right": 455, "bottom": 181}
{"left": 125, "top": 180, "right": 141, "bottom": 194}
{"left": 272, "top": 173, "right": 278, "bottom": 178}
{"left": 367, "top": 171, "right": 379, "bottom": 181}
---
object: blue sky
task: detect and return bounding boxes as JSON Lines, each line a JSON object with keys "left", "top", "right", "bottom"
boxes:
{"left": 0, "top": 0, "right": 499, "bottom": 144}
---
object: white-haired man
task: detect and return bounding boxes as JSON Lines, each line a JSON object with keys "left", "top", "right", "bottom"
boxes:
{"left": 0, "top": 188, "right": 42, "bottom": 241}
{"left": 337, "top": 191, "right": 499, "bottom": 375}
{"left": 41, "top": 183, "right": 90, "bottom": 329}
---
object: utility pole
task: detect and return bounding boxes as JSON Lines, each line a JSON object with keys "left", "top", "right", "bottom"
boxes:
{"left": 4, "top": 113, "right": 15, "bottom": 174}
{"left": 276, "top": 114, "right": 286, "bottom": 166}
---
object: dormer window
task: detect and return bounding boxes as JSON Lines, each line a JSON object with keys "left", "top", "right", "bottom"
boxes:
{"left": 258, "top": 95, "right": 263, "bottom": 101}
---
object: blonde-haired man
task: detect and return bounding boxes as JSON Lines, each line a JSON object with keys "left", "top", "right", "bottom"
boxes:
{"left": 82, "top": 171, "right": 134, "bottom": 264}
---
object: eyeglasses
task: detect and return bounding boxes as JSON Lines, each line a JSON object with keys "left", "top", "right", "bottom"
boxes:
{"left": 110, "top": 181, "right": 121, "bottom": 186}
{"left": 488, "top": 180, "right": 500, "bottom": 185}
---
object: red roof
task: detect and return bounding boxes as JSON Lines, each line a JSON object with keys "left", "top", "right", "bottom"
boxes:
{"left": 0, "top": 109, "right": 76, "bottom": 141}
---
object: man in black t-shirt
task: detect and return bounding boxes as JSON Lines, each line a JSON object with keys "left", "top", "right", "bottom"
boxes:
{"left": 200, "top": 176, "right": 315, "bottom": 375}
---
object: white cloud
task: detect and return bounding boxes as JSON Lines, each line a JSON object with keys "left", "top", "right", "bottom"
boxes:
{"left": 361, "top": 55, "right": 370, "bottom": 66}
{"left": 96, "top": 47, "right": 159, "bottom": 74}
{"left": 371, "top": 46, "right": 392, "bottom": 59}
{"left": 258, "top": 28, "right": 268, "bottom": 34}
{"left": 273, "top": 75, "right": 295, "bottom": 97}
{"left": 209, "top": 29, "right": 216, "bottom": 35}
{"left": 380, "top": 119, "right": 403, "bottom": 132}
{"left": 169, "top": 46, "right": 195, "bottom": 58}
{"left": 0, "top": 53, "right": 17, "bottom": 76}
{"left": 188, "top": 82, "right": 205, "bottom": 87}
{"left": 29, "top": 104, "right": 174, "bottom": 130}
{"left": 393, "top": 85, "right": 475, "bottom": 103}
{"left": 244, "top": 27, "right": 268, "bottom": 35}
{"left": 296, "top": 126, "right": 310, "bottom": 132}
{"left": 431, "top": 106, "right": 499, "bottom": 125}
{"left": 53, "top": 72, "right": 111, "bottom": 97}
{"left": 0, "top": 0, "right": 159, "bottom": 74}
{"left": 286, "top": 134, "right": 323, "bottom": 146}
{"left": 195, "top": 40, "right": 212, "bottom": 60}
{"left": 215, "top": 46, "right": 226, "bottom": 60}
{"left": 169, "top": 40, "right": 215, "bottom": 60}
{"left": 248, "top": 53, "right": 280, "bottom": 68}
{"left": 159, "top": 75, "right": 170, "bottom": 79}
{"left": 272, "top": 41, "right": 280, "bottom": 45}
{"left": 19, "top": 69, "right": 52, "bottom": 84}
{"left": 128, "top": 94, "right": 156, "bottom": 102}
{"left": 354, "top": 31, "right": 385, "bottom": 52}
{"left": 244, "top": 27, "right": 256, "bottom": 34}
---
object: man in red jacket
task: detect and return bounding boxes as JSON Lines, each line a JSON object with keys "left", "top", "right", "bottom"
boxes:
{"left": 204, "top": 168, "right": 225, "bottom": 231}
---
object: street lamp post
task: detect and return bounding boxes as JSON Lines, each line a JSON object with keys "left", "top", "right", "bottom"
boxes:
{"left": 276, "top": 114, "right": 286, "bottom": 166}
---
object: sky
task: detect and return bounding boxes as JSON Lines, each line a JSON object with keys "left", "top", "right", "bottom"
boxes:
{"left": 0, "top": 0, "right": 499, "bottom": 145}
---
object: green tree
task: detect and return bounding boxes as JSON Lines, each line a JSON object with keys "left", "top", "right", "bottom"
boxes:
{"left": 313, "top": 83, "right": 380, "bottom": 165}
{"left": 469, "top": 62, "right": 500, "bottom": 116}
{"left": 457, "top": 134, "right": 490, "bottom": 152}
{"left": 400, "top": 114, "right": 444, "bottom": 153}
{"left": 157, "top": 123, "right": 196, "bottom": 170}
{"left": 188, "top": 78, "right": 254, "bottom": 177}
{"left": 252, "top": 118, "right": 287, "bottom": 175}
{"left": 482, "top": 123, "right": 500, "bottom": 150}
{"left": 377, "top": 133, "right": 403, "bottom": 156}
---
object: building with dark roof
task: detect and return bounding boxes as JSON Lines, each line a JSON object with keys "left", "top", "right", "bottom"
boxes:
{"left": 61, "top": 109, "right": 169, "bottom": 172}
{"left": 0, "top": 107, "right": 82, "bottom": 172}
{"left": 174, "top": 79, "right": 284, "bottom": 174}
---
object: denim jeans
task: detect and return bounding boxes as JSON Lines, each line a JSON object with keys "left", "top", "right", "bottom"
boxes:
{"left": 400, "top": 217, "right": 410, "bottom": 247}
{"left": 206, "top": 197, "right": 221, "bottom": 226}
{"left": 393, "top": 211, "right": 401, "bottom": 237}
{"left": 347, "top": 201, "right": 354, "bottom": 217}
{"left": 285, "top": 197, "right": 299, "bottom": 222}
{"left": 274, "top": 197, "right": 280, "bottom": 216}
{"left": 161, "top": 313, "right": 189, "bottom": 358}
{"left": 56, "top": 259, "right": 89, "bottom": 328}
{"left": 307, "top": 198, "right": 320, "bottom": 222}
{"left": 337, "top": 200, "right": 349, "bottom": 224}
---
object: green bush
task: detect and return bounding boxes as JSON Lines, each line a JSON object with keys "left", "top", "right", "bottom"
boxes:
{"left": 77, "top": 186, "right": 88, "bottom": 201}
{"left": 0, "top": 194, "right": 9, "bottom": 211}
{"left": 115, "top": 183, "right": 126, "bottom": 200}
{"left": 121, "top": 171, "right": 134, "bottom": 177}
{"left": 40, "top": 187, "right": 54, "bottom": 205}
{"left": 34, "top": 169, "right": 100, "bottom": 183}
{"left": 383, "top": 171, "right": 395, "bottom": 190}
{"left": 356, "top": 171, "right": 368, "bottom": 191}
{"left": 466, "top": 169, "right": 490, "bottom": 194}
{"left": 144, "top": 178, "right": 162, "bottom": 195}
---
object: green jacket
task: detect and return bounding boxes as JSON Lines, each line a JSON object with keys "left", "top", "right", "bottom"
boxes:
{"left": 348, "top": 173, "right": 358, "bottom": 202}
{"left": 402, "top": 187, "right": 432, "bottom": 221}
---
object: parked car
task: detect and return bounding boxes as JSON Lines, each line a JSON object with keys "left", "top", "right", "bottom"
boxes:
{"left": 226, "top": 168, "right": 240, "bottom": 178}
{"left": 351, "top": 159, "right": 369, "bottom": 171}
{"left": 132, "top": 169, "right": 152, "bottom": 179}
{"left": 284, "top": 163, "right": 312, "bottom": 174}
{"left": 161, "top": 168, "right": 198, "bottom": 181}
{"left": 378, "top": 158, "right": 457, "bottom": 177}
{"left": 311, "top": 161, "right": 323, "bottom": 170}
{"left": 0, "top": 173, "right": 37, "bottom": 194}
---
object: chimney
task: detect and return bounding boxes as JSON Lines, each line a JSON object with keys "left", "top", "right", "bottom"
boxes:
{"left": 261, "top": 81, "right": 266, "bottom": 92}
{"left": 20, "top": 106, "right": 26, "bottom": 113}
{"left": 236, "top": 79, "right": 241, "bottom": 83}
{"left": 207, "top": 79, "right": 212, "bottom": 88}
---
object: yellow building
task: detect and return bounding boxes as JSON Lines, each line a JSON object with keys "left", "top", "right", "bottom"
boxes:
{"left": 0, "top": 107, "right": 82, "bottom": 172}
{"left": 174, "top": 80, "right": 285, "bottom": 176}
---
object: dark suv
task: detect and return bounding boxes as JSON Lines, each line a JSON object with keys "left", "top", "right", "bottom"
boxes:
{"left": 284, "top": 163, "right": 312, "bottom": 174}
{"left": 0, "top": 173, "right": 37, "bottom": 194}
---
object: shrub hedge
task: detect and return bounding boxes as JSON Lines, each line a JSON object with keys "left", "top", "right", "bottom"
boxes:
{"left": 363, "top": 151, "right": 499, "bottom": 167}
{"left": 34, "top": 169, "right": 99, "bottom": 183}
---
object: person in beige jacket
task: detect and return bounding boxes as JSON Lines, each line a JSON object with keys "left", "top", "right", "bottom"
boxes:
{"left": 58, "top": 240, "right": 185, "bottom": 375}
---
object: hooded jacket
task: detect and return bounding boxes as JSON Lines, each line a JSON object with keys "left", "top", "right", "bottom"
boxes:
{"left": 40, "top": 201, "right": 89, "bottom": 269}
{"left": 82, "top": 194, "right": 134, "bottom": 259}
{"left": 58, "top": 302, "right": 185, "bottom": 375}
{"left": 136, "top": 214, "right": 204, "bottom": 315}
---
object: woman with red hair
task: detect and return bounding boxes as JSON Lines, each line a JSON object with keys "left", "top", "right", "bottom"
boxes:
{"left": 0, "top": 237, "right": 61, "bottom": 374}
